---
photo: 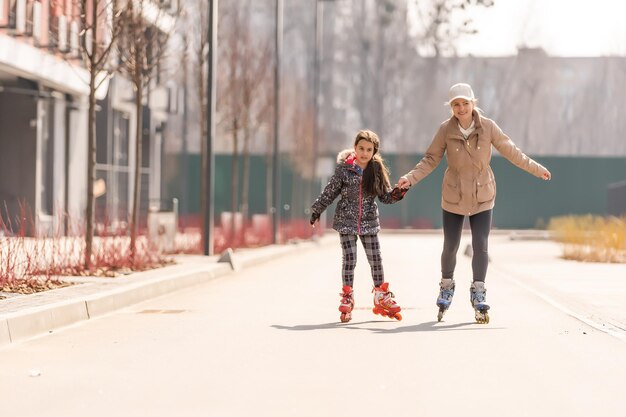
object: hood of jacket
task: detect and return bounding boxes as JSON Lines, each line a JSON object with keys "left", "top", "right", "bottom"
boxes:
{"left": 336, "top": 148, "right": 356, "bottom": 165}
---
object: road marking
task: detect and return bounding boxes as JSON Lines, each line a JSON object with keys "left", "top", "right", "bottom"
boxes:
{"left": 492, "top": 264, "right": 626, "bottom": 342}
{"left": 137, "top": 309, "right": 187, "bottom": 314}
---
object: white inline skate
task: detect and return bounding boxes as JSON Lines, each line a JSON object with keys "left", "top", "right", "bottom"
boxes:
{"left": 470, "top": 281, "right": 490, "bottom": 324}
{"left": 436, "top": 278, "right": 455, "bottom": 322}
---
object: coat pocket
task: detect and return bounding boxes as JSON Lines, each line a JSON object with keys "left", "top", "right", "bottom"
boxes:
{"left": 442, "top": 179, "right": 461, "bottom": 204}
{"left": 476, "top": 178, "right": 495, "bottom": 203}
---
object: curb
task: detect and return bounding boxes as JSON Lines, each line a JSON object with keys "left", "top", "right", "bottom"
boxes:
{"left": 0, "top": 235, "right": 336, "bottom": 348}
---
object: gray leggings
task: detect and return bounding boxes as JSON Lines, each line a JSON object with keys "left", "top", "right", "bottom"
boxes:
{"left": 340, "top": 234, "right": 384, "bottom": 288}
{"left": 441, "top": 209, "right": 492, "bottom": 282}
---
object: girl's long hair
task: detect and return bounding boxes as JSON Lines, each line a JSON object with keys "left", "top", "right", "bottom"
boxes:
{"left": 354, "top": 130, "right": 391, "bottom": 196}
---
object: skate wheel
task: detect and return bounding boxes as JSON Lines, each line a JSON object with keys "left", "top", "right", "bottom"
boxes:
{"left": 394, "top": 313, "right": 402, "bottom": 321}
{"left": 373, "top": 308, "right": 387, "bottom": 317}
{"left": 437, "top": 310, "right": 444, "bottom": 322}
{"left": 340, "top": 313, "right": 351, "bottom": 323}
{"left": 475, "top": 312, "right": 489, "bottom": 324}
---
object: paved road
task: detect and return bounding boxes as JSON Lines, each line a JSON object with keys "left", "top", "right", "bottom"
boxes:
{"left": 1, "top": 234, "right": 625, "bottom": 417}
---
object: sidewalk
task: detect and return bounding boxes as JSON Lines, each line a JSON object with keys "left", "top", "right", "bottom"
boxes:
{"left": 0, "top": 235, "right": 337, "bottom": 347}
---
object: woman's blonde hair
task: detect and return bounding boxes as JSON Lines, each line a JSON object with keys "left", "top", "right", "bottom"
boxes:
{"left": 353, "top": 130, "right": 391, "bottom": 196}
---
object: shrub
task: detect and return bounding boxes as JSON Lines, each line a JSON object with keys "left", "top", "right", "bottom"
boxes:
{"left": 548, "top": 215, "right": 626, "bottom": 263}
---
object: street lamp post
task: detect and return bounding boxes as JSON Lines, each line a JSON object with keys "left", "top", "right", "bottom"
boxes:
{"left": 202, "top": 0, "right": 218, "bottom": 255}
{"left": 272, "top": 0, "right": 283, "bottom": 244}
{"left": 313, "top": 0, "right": 323, "bottom": 179}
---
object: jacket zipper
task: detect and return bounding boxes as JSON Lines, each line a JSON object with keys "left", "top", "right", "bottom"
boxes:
{"left": 357, "top": 174, "right": 363, "bottom": 235}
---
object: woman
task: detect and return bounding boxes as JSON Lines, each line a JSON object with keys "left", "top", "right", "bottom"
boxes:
{"left": 397, "top": 83, "right": 551, "bottom": 323}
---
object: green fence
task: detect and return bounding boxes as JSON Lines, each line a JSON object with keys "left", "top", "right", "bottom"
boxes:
{"left": 165, "top": 153, "right": 626, "bottom": 229}
{"left": 164, "top": 154, "right": 320, "bottom": 226}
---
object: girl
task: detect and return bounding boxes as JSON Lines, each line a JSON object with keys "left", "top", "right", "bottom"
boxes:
{"left": 310, "top": 129, "right": 406, "bottom": 323}
{"left": 397, "top": 83, "right": 552, "bottom": 323}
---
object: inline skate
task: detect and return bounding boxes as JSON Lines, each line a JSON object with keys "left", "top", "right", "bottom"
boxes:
{"left": 372, "top": 282, "right": 402, "bottom": 321}
{"left": 470, "top": 281, "right": 490, "bottom": 324}
{"left": 339, "top": 285, "right": 354, "bottom": 323}
{"left": 436, "top": 278, "right": 455, "bottom": 322}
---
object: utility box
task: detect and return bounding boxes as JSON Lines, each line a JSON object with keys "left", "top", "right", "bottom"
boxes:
{"left": 148, "top": 198, "right": 178, "bottom": 253}
{"left": 607, "top": 180, "right": 626, "bottom": 216}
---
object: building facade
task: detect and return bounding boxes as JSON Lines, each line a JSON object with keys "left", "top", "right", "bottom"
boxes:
{"left": 0, "top": 0, "right": 180, "bottom": 235}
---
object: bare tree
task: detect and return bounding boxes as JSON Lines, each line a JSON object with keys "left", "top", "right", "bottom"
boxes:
{"left": 75, "top": 0, "right": 124, "bottom": 269}
{"left": 237, "top": 16, "right": 272, "bottom": 244}
{"left": 410, "top": 0, "right": 494, "bottom": 57}
{"left": 189, "top": 0, "right": 210, "bottom": 239}
{"left": 403, "top": 0, "right": 495, "bottom": 154}
{"left": 352, "top": 0, "right": 408, "bottom": 137}
{"left": 216, "top": 1, "right": 272, "bottom": 246}
{"left": 116, "top": 0, "right": 177, "bottom": 259}
{"left": 218, "top": 3, "right": 243, "bottom": 245}
{"left": 285, "top": 79, "right": 315, "bottom": 228}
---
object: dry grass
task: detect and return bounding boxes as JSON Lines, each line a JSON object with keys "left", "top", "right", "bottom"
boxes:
{"left": 548, "top": 215, "right": 626, "bottom": 263}
{"left": 0, "top": 203, "right": 174, "bottom": 293}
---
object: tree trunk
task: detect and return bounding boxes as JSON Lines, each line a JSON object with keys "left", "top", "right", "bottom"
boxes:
{"left": 240, "top": 124, "right": 250, "bottom": 245}
{"left": 265, "top": 134, "right": 272, "bottom": 225}
{"left": 180, "top": 35, "right": 189, "bottom": 224}
{"left": 84, "top": 66, "right": 97, "bottom": 270}
{"left": 130, "top": 74, "right": 144, "bottom": 262}
{"left": 84, "top": 3, "right": 99, "bottom": 271}
{"left": 230, "top": 118, "right": 239, "bottom": 246}
{"left": 198, "top": 48, "right": 208, "bottom": 251}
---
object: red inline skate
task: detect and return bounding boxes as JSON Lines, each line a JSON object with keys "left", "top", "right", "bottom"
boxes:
{"left": 372, "top": 282, "right": 402, "bottom": 321}
{"left": 339, "top": 285, "right": 354, "bottom": 323}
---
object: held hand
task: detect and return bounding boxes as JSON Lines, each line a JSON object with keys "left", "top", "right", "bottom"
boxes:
{"left": 390, "top": 186, "right": 408, "bottom": 202}
{"left": 397, "top": 177, "right": 411, "bottom": 189}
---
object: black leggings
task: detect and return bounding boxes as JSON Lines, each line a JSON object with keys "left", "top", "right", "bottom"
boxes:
{"left": 441, "top": 209, "right": 492, "bottom": 282}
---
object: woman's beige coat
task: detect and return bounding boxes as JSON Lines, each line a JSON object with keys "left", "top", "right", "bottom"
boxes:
{"left": 403, "top": 111, "right": 549, "bottom": 216}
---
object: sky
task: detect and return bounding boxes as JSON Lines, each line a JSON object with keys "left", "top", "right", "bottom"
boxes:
{"left": 441, "top": 0, "right": 626, "bottom": 57}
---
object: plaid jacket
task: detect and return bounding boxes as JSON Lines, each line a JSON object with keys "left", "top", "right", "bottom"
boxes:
{"left": 311, "top": 149, "right": 400, "bottom": 235}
